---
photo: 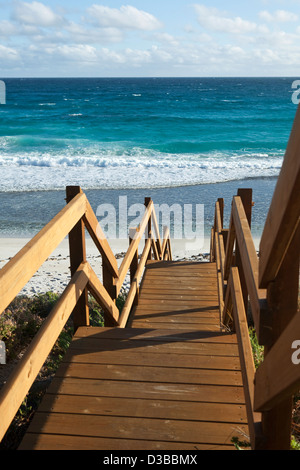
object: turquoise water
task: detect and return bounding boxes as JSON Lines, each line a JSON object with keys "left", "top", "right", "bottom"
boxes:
{"left": 0, "top": 77, "right": 297, "bottom": 237}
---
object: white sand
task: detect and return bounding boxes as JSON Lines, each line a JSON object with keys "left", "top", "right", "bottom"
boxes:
{"left": 0, "top": 236, "right": 260, "bottom": 298}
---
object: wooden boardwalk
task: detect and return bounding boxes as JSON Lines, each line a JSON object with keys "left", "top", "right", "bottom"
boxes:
{"left": 19, "top": 260, "right": 249, "bottom": 450}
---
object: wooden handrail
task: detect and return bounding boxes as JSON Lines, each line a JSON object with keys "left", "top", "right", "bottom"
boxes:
{"left": 227, "top": 267, "right": 263, "bottom": 448}
{"left": 259, "top": 104, "right": 300, "bottom": 288}
{"left": 150, "top": 203, "right": 163, "bottom": 259}
{"left": 0, "top": 261, "right": 90, "bottom": 442}
{"left": 0, "top": 192, "right": 87, "bottom": 316}
{"left": 86, "top": 262, "right": 120, "bottom": 326}
{"left": 83, "top": 198, "right": 119, "bottom": 279}
{"left": 211, "top": 134, "right": 300, "bottom": 449}
{"left": 231, "top": 196, "right": 267, "bottom": 341}
{"left": 118, "top": 237, "right": 152, "bottom": 328}
{"left": 0, "top": 188, "right": 172, "bottom": 443}
{"left": 213, "top": 201, "right": 226, "bottom": 320}
{"left": 117, "top": 199, "right": 153, "bottom": 293}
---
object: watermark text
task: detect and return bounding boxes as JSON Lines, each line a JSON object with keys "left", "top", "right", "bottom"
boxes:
{"left": 291, "top": 80, "right": 300, "bottom": 104}
{"left": 0, "top": 80, "right": 6, "bottom": 104}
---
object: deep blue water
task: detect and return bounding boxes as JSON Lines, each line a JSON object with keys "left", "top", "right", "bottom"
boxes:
{"left": 0, "top": 77, "right": 297, "bottom": 238}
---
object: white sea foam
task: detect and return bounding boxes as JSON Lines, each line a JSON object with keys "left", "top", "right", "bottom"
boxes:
{"left": 0, "top": 147, "right": 283, "bottom": 192}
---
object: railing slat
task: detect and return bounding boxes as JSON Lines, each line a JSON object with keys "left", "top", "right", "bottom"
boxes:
{"left": 223, "top": 211, "right": 235, "bottom": 281}
{"left": 0, "top": 262, "right": 90, "bottom": 442}
{"left": 161, "top": 226, "right": 170, "bottom": 259}
{"left": 83, "top": 199, "right": 119, "bottom": 279}
{"left": 117, "top": 200, "right": 153, "bottom": 292}
{"left": 118, "top": 237, "right": 152, "bottom": 328}
{"left": 86, "top": 263, "right": 120, "bottom": 326}
{"left": 229, "top": 267, "right": 263, "bottom": 448}
{"left": 0, "top": 192, "right": 87, "bottom": 316}
{"left": 151, "top": 205, "right": 162, "bottom": 259}
{"left": 232, "top": 196, "right": 267, "bottom": 338}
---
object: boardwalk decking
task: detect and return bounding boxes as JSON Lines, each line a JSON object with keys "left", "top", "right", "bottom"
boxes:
{"left": 19, "top": 260, "right": 250, "bottom": 450}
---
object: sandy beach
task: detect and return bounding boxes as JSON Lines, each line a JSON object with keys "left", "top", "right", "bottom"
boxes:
{"left": 0, "top": 236, "right": 261, "bottom": 298}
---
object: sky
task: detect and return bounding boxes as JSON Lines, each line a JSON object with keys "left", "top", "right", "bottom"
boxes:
{"left": 0, "top": 0, "right": 300, "bottom": 77}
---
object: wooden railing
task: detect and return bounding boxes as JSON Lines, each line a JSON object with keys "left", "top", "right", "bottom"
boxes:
{"left": 211, "top": 104, "right": 300, "bottom": 450}
{"left": 0, "top": 188, "right": 172, "bottom": 442}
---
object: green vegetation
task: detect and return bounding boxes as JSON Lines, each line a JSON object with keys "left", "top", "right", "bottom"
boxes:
{"left": 231, "top": 326, "right": 299, "bottom": 450}
{"left": 0, "top": 289, "right": 127, "bottom": 449}
{"left": 248, "top": 326, "right": 264, "bottom": 368}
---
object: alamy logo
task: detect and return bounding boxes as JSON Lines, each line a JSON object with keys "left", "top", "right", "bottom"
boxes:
{"left": 0, "top": 80, "right": 6, "bottom": 104}
{"left": 95, "top": 196, "right": 204, "bottom": 242}
{"left": 291, "top": 80, "right": 300, "bottom": 105}
{"left": 291, "top": 340, "right": 300, "bottom": 365}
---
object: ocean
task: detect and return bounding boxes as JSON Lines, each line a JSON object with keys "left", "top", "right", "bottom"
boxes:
{"left": 0, "top": 77, "right": 297, "bottom": 241}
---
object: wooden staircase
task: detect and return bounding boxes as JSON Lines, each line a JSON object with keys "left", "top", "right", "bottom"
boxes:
{"left": 18, "top": 259, "right": 249, "bottom": 450}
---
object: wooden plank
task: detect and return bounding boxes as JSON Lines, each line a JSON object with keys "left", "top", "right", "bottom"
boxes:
{"left": 74, "top": 327, "right": 238, "bottom": 343}
{"left": 145, "top": 264, "right": 217, "bottom": 270}
{"left": 55, "top": 362, "right": 243, "bottom": 386}
{"left": 129, "top": 322, "right": 222, "bottom": 331}
{"left": 140, "top": 283, "right": 218, "bottom": 291}
{"left": 259, "top": 103, "right": 300, "bottom": 287}
{"left": 46, "top": 377, "right": 245, "bottom": 404}
{"left": 132, "top": 306, "right": 220, "bottom": 314}
{"left": 61, "top": 348, "right": 242, "bottom": 370}
{"left": 69, "top": 338, "right": 239, "bottom": 356}
{"left": 137, "top": 300, "right": 220, "bottom": 307}
{"left": 0, "top": 262, "right": 90, "bottom": 442}
{"left": 133, "top": 305, "right": 220, "bottom": 313}
{"left": 19, "top": 434, "right": 234, "bottom": 450}
{"left": 22, "top": 413, "right": 248, "bottom": 446}
{"left": 139, "top": 293, "right": 219, "bottom": 300}
{"left": 0, "top": 192, "right": 87, "bottom": 315}
{"left": 132, "top": 316, "right": 221, "bottom": 325}
{"left": 33, "top": 394, "right": 247, "bottom": 423}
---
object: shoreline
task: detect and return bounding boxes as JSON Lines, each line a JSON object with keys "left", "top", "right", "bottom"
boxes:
{"left": 0, "top": 236, "right": 261, "bottom": 298}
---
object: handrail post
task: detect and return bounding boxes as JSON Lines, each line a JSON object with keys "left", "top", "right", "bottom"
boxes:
{"left": 235, "top": 189, "right": 253, "bottom": 317}
{"left": 129, "top": 227, "right": 139, "bottom": 307}
{"left": 66, "top": 186, "right": 89, "bottom": 331}
{"left": 257, "top": 224, "right": 300, "bottom": 449}
{"left": 102, "top": 257, "right": 118, "bottom": 326}
{"left": 145, "top": 197, "right": 152, "bottom": 261}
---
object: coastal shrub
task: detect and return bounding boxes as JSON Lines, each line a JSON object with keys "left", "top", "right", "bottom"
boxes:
{"left": 0, "top": 288, "right": 128, "bottom": 449}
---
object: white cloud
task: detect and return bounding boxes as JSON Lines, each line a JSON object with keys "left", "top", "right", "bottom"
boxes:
{"left": 194, "top": 4, "right": 259, "bottom": 34}
{"left": 65, "top": 21, "right": 124, "bottom": 44}
{"left": 0, "top": 44, "right": 19, "bottom": 61}
{"left": 12, "top": 1, "right": 64, "bottom": 27}
{"left": 45, "top": 44, "right": 98, "bottom": 62}
{"left": 86, "top": 4, "right": 162, "bottom": 31}
{"left": 153, "top": 33, "right": 179, "bottom": 46}
{"left": 0, "top": 20, "right": 18, "bottom": 36}
{"left": 259, "top": 9, "right": 298, "bottom": 23}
